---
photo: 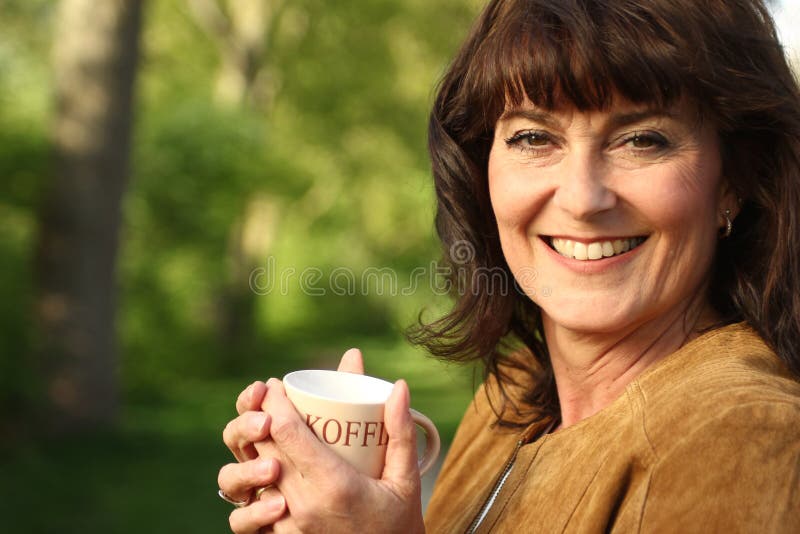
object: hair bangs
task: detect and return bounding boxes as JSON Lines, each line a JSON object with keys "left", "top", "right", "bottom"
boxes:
{"left": 465, "top": 0, "right": 691, "bottom": 136}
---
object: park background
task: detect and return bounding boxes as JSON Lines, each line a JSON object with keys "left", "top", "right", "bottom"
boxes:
{"left": 1, "top": 1, "right": 797, "bottom": 532}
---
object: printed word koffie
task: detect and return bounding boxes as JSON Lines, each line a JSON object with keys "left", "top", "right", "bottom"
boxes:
{"left": 304, "top": 414, "right": 389, "bottom": 447}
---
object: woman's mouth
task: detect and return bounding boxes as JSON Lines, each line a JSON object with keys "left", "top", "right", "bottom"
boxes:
{"left": 548, "top": 236, "right": 647, "bottom": 261}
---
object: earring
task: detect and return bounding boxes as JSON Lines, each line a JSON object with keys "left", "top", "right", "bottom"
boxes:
{"left": 720, "top": 208, "right": 732, "bottom": 239}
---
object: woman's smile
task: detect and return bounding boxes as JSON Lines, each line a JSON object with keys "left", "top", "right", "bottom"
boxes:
{"left": 532, "top": 233, "right": 649, "bottom": 278}
{"left": 546, "top": 235, "right": 648, "bottom": 260}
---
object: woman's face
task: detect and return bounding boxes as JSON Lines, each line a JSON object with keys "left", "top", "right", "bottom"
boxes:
{"left": 488, "top": 97, "right": 731, "bottom": 335}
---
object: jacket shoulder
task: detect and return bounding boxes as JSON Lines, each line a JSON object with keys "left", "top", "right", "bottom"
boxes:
{"left": 632, "top": 323, "right": 800, "bottom": 454}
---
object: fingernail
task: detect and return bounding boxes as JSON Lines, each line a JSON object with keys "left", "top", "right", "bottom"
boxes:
{"left": 257, "top": 458, "right": 274, "bottom": 477}
{"left": 253, "top": 413, "right": 269, "bottom": 434}
{"left": 264, "top": 495, "right": 285, "bottom": 512}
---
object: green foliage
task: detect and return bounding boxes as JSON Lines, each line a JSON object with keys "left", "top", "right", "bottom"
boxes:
{"left": 0, "top": 0, "right": 52, "bottom": 423}
{"left": 2, "top": 0, "right": 482, "bottom": 530}
{"left": 119, "top": 0, "right": 481, "bottom": 396}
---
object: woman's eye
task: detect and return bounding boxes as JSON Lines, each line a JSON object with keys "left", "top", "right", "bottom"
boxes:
{"left": 626, "top": 132, "right": 668, "bottom": 150}
{"left": 504, "top": 130, "right": 553, "bottom": 150}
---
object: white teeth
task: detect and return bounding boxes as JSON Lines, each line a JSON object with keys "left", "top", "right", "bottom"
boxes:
{"left": 550, "top": 236, "right": 645, "bottom": 261}
{"left": 587, "top": 242, "right": 603, "bottom": 260}
{"left": 573, "top": 242, "right": 588, "bottom": 260}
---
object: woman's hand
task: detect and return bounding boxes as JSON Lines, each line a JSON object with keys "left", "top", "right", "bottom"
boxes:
{"left": 219, "top": 379, "right": 285, "bottom": 532}
{"left": 254, "top": 376, "right": 426, "bottom": 533}
{"left": 221, "top": 348, "right": 365, "bottom": 460}
{"left": 218, "top": 349, "right": 376, "bottom": 533}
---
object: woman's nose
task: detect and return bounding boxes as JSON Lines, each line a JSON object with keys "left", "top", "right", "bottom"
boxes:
{"left": 552, "top": 153, "right": 616, "bottom": 220}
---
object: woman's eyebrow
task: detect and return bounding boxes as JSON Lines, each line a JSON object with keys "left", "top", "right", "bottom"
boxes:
{"left": 605, "top": 109, "right": 676, "bottom": 130}
{"left": 497, "top": 108, "right": 561, "bottom": 128}
{"left": 497, "top": 108, "right": 676, "bottom": 129}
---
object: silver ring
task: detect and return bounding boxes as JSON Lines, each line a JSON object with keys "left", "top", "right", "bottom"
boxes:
{"left": 218, "top": 488, "right": 250, "bottom": 508}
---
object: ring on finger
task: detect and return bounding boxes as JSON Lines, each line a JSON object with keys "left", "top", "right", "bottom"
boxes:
{"left": 218, "top": 488, "right": 250, "bottom": 508}
{"left": 254, "top": 485, "right": 275, "bottom": 501}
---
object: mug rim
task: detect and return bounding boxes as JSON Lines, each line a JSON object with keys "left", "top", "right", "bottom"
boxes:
{"left": 283, "top": 369, "right": 394, "bottom": 405}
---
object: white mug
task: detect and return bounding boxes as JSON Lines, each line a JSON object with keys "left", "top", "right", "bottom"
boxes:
{"left": 283, "top": 370, "right": 441, "bottom": 479}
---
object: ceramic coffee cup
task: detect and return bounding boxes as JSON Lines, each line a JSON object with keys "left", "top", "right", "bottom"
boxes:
{"left": 283, "top": 370, "right": 440, "bottom": 479}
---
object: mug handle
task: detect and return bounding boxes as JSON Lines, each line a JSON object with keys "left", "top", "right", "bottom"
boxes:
{"left": 410, "top": 409, "right": 441, "bottom": 476}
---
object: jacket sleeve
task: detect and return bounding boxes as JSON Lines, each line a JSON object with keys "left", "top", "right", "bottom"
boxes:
{"left": 640, "top": 402, "right": 800, "bottom": 533}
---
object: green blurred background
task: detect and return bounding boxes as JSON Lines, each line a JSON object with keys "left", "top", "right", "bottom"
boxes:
{"left": 0, "top": 0, "right": 482, "bottom": 531}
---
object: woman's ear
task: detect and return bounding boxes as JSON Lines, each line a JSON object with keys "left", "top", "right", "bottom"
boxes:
{"left": 716, "top": 180, "right": 743, "bottom": 238}
{"left": 718, "top": 180, "right": 742, "bottom": 220}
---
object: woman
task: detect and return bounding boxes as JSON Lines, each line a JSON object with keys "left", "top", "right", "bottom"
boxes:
{"left": 217, "top": 0, "right": 800, "bottom": 531}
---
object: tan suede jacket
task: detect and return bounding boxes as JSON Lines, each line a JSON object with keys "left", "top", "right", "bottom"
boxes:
{"left": 424, "top": 323, "right": 800, "bottom": 533}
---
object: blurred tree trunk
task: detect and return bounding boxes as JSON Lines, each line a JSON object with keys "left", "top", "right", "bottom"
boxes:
{"left": 187, "top": 0, "right": 290, "bottom": 362}
{"left": 34, "top": 0, "right": 143, "bottom": 432}
{"left": 186, "top": 0, "right": 285, "bottom": 108}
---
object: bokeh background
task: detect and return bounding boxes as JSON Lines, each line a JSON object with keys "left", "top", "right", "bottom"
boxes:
{"left": 1, "top": 1, "right": 797, "bottom": 532}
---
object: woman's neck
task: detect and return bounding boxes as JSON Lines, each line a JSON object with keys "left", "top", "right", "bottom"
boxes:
{"left": 544, "top": 298, "right": 716, "bottom": 430}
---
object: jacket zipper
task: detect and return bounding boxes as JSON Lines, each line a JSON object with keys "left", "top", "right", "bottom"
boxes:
{"left": 464, "top": 420, "right": 556, "bottom": 534}
{"left": 464, "top": 438, "right": 525, "bottom": 534}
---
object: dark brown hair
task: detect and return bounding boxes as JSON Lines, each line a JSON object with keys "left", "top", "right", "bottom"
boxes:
{"left": 408, "top": 0, "right": 800, "bottom": 425}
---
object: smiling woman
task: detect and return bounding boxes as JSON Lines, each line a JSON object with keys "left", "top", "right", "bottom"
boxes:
{"left": 414, "top": 0, "right": 800, "bottom": 427}
{"left": 216, "top": 1, "right": 800, "bottom": 532}
{"left": 489, "top": 99, "right": 727, "bottom": 345}
{"left": 414, "top": 0, "right": 800, "bottom": 530}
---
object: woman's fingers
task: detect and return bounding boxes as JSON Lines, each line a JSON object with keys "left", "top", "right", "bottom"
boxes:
{"left": 336, "top": 348, "right": 365, "bottom": 374}
{"left": 236, "top": 381, "right": 268, "bottom": 415}
{"left": 262, "top": 379, "right": 349, "bottom": 481}
{"left": 228, "top": 495, "right": 287, "bottom": 534}
{"left": 223, "top": 411, "right": 271, "bottom": 461}
{"left": 218, "top": 457, "right": 281, "bottom": 503}
{"left": 381, "top": 380, "right": 421, "bottom": 491}
{"left": 246, "top": 378, "right": 426, "bottom": 534}
{"left": 219, "top": 452, "right": 286, "bottom": 534}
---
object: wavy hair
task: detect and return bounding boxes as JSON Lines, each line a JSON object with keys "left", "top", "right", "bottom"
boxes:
{"left": 408, "top": 0, "right": 800, "bottom": 426}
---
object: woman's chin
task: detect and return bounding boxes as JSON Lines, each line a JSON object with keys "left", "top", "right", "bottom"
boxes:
{"left": 539, "top": 302, "right": 636, "bottom": 336}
